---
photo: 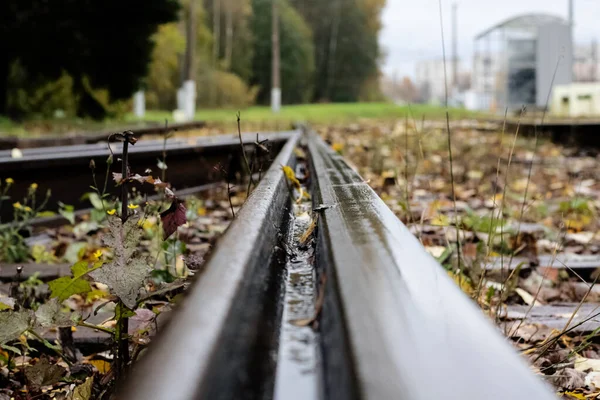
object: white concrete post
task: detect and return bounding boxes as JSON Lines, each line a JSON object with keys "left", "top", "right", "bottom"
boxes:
{"left": 133, "top": 90, "right": 145, "bottom": 118}
{"left": 183, "top": 80, "right": 196, "bottom": 121}
{"left": 271, "top": 88, "right": 281, "bottom": 113}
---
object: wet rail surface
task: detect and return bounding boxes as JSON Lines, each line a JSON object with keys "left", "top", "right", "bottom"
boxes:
{"left": 115, "top": 127, "right": 556, "bottom": 400}
{"left": 0, "top": 120, "right": 207, "bottom": 150}
{"left": 0, "top": 131, "right": 294, "bottom": 222}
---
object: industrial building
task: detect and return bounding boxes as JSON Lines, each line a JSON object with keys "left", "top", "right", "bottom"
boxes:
{"left": 551, "top": 82, "right": 600, "bottom": 117}
{"left": 470, "top": 13, "right": 573, "bottom": 113}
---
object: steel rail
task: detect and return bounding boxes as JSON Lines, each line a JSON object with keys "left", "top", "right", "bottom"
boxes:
{"left": 0, "top": 131, "right": 294, "bottom": 222}
{"left": 0, "top": 131, "right": 294, "bottom": 168}
{"left": 114, "top": 128, "right": 555, "bottom": 399}
{"left": 116, "top": 129, "right": 303, "bottom": 400}
{"left": 0, "top": 120, "right": 208, "bottom": 150}
{"left": 305, "top": 129, "right": 555, "bottom": 399}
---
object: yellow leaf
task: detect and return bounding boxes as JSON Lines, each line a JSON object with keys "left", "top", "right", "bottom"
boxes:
{"left": 561, "top": 391, "right": 586, "bottom": 399}
{"left": 282, "top": 165, "right": 301, "bottom": 189}
{"left": 197, "top": 207, "right": 207, "bottom": 216}
{"left": 431, "top": 214, "right": 450, "bottom": 226}
{"left": 88, "top": 359, "right": 111, "bottom": 374}
{"left": 331, "top": 143, "right": 344, "bottom": 153}
{"left": 300, "top": 217, "right": 317, "bottom": 244}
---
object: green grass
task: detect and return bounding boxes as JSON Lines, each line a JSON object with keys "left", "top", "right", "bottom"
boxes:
{"left": 1, "top": 102, "right": 483, "bottom": 137}
{"left": 136, "top": 102, "right": 480, "bottom": 125}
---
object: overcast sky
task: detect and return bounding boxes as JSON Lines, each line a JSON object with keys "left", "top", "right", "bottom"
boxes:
{"left": 380, "top": 0, "right": 600, "bottom": 78}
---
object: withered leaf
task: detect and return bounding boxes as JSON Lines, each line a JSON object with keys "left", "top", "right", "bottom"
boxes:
{"left": 25, "top": 357, "right": 66, "bottom": 389}
{"left": 160, "top": 199, "right": 187, "bottom": 239}
{"left": 73, "top": 376, "right": 94, "bottom": 400}
{"left": 90, "top": 216, "right": 151, "bottom": 309}
{"left": 35, "top": 298, "right": 74, "bottom": 328}
{"left": 0, "top": 310, "right": 32, "bottom": 344}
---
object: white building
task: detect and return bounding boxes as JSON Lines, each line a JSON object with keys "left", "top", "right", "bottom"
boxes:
{"left": 574, "top": 42, "right": 600, "bottom": 82}
{"left": 551, "top": 82, "right": 600, "bottom": 117}
{"left": 414, "top": 59, "right": 469, "bottom": 105}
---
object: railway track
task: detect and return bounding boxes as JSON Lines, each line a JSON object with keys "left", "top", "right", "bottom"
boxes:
{"left": 0, "top": 130, "right": 293, "bottom": 222}
{"left": 0, "top": 120, "right": 207, "bottom": 150}
{"left": 113, "top": 127, "right": 556, "bottom": 400}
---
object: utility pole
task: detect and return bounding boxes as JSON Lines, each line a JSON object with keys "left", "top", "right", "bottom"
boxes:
{"left": 271, "top": 0, "right": 281, "bottom": 113}
{"left": 452, "top": 2, "right": 458, "bottom": 91}
{"left": 592, "top": 38, "right": 597, "bottom": 81}
{"left": 569, "top": 0, "right": 574, "bottom": 82}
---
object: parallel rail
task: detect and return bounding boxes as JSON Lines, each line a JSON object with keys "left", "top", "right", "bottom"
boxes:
{"left": 116, "top": 127, "right": 556, "bottom": 399}
{"left": 0, "top": 131, "right": 294, "bottom": 222}
{"left": 0, "top": 120, "right": 207, "bottom": 150}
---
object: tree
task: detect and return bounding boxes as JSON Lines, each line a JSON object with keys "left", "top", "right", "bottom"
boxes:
{"left": 250, "top": 0, "right": 315, "bottom": 105}
{"left": 203, "top": 0, "right": 254, "bottom": 82}
{"left": 289, "top": 0, "right": 386, "bottom": 102}
{"left": 0, "top": 0, "right": 179, "bottom": 119}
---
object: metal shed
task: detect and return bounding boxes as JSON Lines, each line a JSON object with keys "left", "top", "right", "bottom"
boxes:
{"left": 472, "top": 13, "right": 572, "bottom": 113}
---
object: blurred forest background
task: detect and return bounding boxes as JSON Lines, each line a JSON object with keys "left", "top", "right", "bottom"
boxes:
{"left": 0, "top": 0, "right": 386, "bottom": 121}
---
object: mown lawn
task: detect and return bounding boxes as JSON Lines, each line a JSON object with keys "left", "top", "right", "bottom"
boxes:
{"left": 136, "top": 102, "right": 481, "bottom": 127}
{"left": 0, "top": 102, "right": 482, "bottom": 137}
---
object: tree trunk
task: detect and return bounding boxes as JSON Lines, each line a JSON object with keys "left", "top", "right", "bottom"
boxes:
{"left": 224, "top": 0, "right": 233, "bottom": 69}
{"left": 213, "top": 0, "right": 221, "bottom": 66}
{"left": 185, "top": 0, "right": 196, "bottom": 82}
{"left": 0, "top": 57, "right": 8, "bottom": 116}
{"left": 325, "top": 0, "right": 341, "bottom": 101}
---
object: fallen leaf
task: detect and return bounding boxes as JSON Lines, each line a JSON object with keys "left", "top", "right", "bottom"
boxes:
{"left": 87, "top": 359, "right": 110, "bottom": 374}
{"left": 282, "top": 165, "right": 301, "bottom": 189}
{"left": 73, "top": 376, "right": 94, "bottom": 400}
{"left": 25, "top": 357, "right": 66, "bottom": 389}
{"left": 575, "top": 356, "right": 600, "bottom": 373}
{"left": 549, "top": 368, "right": 586, "bottom": 390}
{"left": 0, "top": 297, "right": 16, "bottom": 311}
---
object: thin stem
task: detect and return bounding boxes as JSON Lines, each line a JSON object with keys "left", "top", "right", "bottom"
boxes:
{"left": 237, "top": 112, "right": 254, "bottom": 187}
{"left": 78, "top": 321, "right": 115, "bottom": 335}
{"left": 26, "top": 329, "right": 72, "bottom": 366}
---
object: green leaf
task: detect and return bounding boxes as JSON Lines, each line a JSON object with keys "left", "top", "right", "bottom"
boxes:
{"left": 73, "top": 376, "right": 94, "bottom": 400}
{"left": 59, "top": 202, "right": 76, "bottom": 225}
{"left": 36, "top": 211, "right": 56, "bottom": 217}
{"left": 1, "top": 343, "right": 22, "bottom": 355}
{"left": 116, "top": 303, "right": 136, "bottom": 320}
{"left": 0, "top": 310, "right": 32, "bottom": 344}
{"left": 88, "top": 192, "right": 104, "bottom": 210}
{"left": 48, "top": 261, "right": 97, "bottom": 301}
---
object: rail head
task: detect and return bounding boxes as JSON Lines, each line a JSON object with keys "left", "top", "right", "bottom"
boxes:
{"left": 115, "top": 130, "right": 302, "bottom": 400}
{"left": 305, "top": 129, "right": 555, "bottom": 400}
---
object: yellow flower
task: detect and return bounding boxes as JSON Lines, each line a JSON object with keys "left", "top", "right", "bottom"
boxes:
{"left": 5, "top": 178, "right": 14, "bottom": 184}
{"left": 107, "top": 209, "right": 116, "bottom": 215}
{"left": 24, "top": 206, "right": 32, "bottom": 212}
{"left": 91, "top": 249, "right": 102, "bottom": 261}
{"left": 127, "top": 204, "right": 139, "bottom": 210}
{"left": 30, "top": 183, "right": 38, "bottom": 190}
{"left": 12, "top": 202, "right": 22, "bottom": 209}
